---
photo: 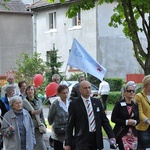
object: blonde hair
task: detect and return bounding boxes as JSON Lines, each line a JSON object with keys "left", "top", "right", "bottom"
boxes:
{"left": 142, "top": 75, "right": 150, "bottom": 88}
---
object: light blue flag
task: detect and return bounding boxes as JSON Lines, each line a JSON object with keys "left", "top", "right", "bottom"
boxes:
{"left": 67, "top": 38, "right": 106, "bottom": 81}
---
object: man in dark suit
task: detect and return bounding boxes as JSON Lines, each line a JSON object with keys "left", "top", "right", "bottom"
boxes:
{"left": 65, "top": 80, "right": 116, "bottom": 150}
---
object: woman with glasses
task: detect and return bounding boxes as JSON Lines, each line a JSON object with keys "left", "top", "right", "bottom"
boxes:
{"left": 135, "top": 75, "right": 150, "bottom": 150}
{"left": 111, "top": 82, "right": 139, "bottom": 150}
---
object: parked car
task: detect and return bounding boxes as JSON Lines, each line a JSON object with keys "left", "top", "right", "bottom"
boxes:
{"left": 60, "top": 80, "right": 99, "bottom": 98}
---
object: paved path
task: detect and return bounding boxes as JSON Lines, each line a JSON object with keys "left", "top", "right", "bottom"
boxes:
{"left": 43, "top": 106, "right": 118, "bottom": 150}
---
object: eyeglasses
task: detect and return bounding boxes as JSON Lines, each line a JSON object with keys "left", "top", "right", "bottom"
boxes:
{"left": 126, "top": 90, "right": 135, "bottom": 93}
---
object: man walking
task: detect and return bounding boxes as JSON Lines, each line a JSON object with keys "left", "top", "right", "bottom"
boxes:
{"left": 65, "top": 80, "right": 115, "bottom": 150}
{"left": 98, "top": 79, "right": 110, "bottom": 112}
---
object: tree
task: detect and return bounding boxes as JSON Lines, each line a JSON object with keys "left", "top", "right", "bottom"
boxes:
{"left": 0, "top": 0, "right": 10, "bottom": 9}
{"left": 45, "top": 44, "right": 63, "bottom": 82}
{"left": 16, "top": 52, "right": 46, "bottom": 84}
{"left": 49, "top": 0, "right": 150, "bottom": 75}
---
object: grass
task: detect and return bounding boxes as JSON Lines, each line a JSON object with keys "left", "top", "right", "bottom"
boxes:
{"left": 102, "top": 103, "right": 115, "bottom": 137}
{"left": 102, "top": 121, "right": 115, "bottom": 137}
{"left": 45, "top": 120, "right": 51, "bottom": 129}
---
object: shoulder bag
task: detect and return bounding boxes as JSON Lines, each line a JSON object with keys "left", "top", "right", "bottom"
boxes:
{"left": 54, "top": 123, "right": 68, "bottom": 135}
{"left": 23, "top": 99, "right": 46, "bottom": 134}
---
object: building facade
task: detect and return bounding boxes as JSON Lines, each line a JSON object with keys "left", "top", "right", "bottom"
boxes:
{"left": 0, "top": 0, "right": 33, "bottom": 75}
{"left": 27, "top": 0, "right": 145, "bottom": 80}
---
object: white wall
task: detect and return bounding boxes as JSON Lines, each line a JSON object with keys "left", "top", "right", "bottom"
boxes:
{"left": 97, "top": 2, "right": 144, "bottom": 79}
{"left": 33, "top": 1, "right": 146, "bottom": 80}
{"left": 34, "top": 5, "right": 97, "bottom": 78}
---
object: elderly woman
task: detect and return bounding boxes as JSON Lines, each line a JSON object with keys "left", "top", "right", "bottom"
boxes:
{"left": 135, "top": 75, "right": 150, "bottom": 150}
{"left": 0, "top": 85, "right": 15, "bottom": 116}
{"left": 23, "top": 85, "right": 47, "bottom": 150}
{"left": 111, "top": 83, "right": 139, "bottom": 150}
{"left": 48, "top": 84, "right": 70, "bottom": 150}
{"left": 1, "top": 96, "right": 36, "bottom": 150}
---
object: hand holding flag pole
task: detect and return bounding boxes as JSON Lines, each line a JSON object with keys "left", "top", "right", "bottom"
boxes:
{"left": 0, "top": 109, "right": 15, "bottom": 132}
{"left": 67, "top": 38, "right": 106, "bottom": 81}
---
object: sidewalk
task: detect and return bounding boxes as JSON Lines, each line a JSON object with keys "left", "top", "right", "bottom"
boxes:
{"left": 43, "top": 106, "right": 118, "bottom": 150}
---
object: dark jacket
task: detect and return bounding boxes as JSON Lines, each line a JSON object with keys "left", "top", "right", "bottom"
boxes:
{"left": 65, "top": 96, "right": 115, "bottom": 150}
{"left": 111, "top": 99, "right": 139, "bottom": 138}
{"left": 70, "top": 83, "right": 81, "bottom": 101}
{"left": 0, "top": 94, "right": 10, "bottom": 116}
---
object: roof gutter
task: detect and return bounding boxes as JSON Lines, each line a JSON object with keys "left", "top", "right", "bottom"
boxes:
{"left": 31, "top": 0, "right": 80, "bottom": 11}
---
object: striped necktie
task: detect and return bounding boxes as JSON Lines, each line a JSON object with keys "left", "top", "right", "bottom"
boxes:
{"left": 86, "top": 99, "right": 96, "bottom": 132}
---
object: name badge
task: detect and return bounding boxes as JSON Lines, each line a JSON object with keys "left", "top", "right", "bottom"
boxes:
{"left": 120, "top": 102, "right": 126, "bottom": 106}
{"left": 97, "top": 107, "right": 100, "bottom": 112}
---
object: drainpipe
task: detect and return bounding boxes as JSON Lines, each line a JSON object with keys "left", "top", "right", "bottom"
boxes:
{"left": 32, "top": 12, "right": 37, "bottom": 54}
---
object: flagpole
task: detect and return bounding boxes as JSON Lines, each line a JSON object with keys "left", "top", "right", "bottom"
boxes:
{"left": 62, "top": 63, "right": 68, "bottom": 80}
{"left": 1, "top": 116, "right": 11, "bottom": 126}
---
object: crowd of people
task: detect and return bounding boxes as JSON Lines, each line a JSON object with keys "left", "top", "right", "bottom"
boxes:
{"left": 0, "top": 73, "right": 150, "bottom": 150}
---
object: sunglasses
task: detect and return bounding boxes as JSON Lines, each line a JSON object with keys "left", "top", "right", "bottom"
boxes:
{"left": 126, "top": 90, "right": 135, "bottom": 93}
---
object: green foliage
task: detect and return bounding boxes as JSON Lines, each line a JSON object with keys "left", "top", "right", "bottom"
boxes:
{"left": 107, "top": 91, "right": 121, "bottom": 104}
{"left": 68, "top": 73, "right": 100, "bottom": 87}
{"left": 107, "top": 103, "right": 115, "bottom": 111}
{"left": 67, "top": 72, "right": 86, "bottom": 81}
{"left": 68, "top": 73, "right": 123, "bottom": 91}
{"left": 136, "top": 84, "right": 142, "bottom": 94}
{"left": 0, "top": 0, "right": 10, "bottom": 10}
{"left": 16, "top": 52, "right": 46, "bottom": 84}
{"left": 66, "top": 0, "right": 95, "bottom": 18}
{"left": 45, "top": 44, "right": 63, "bottom": 83}
{"left": 86, "top": 73, "right": 100, "bottom": 87}
{"left": 48, "top": 0, "right": 65, "bottom": 3}
{"left": 50, "top": 0, "right": 150, "bottom": 75}
{"left": 105, "top": 78, "right": 123, "bottom": 91}
{"left": 100, "top": 0, "right": 150, "bottom": 75}
{"left": 102, "top": 120, "right": 115, "bottom": 136}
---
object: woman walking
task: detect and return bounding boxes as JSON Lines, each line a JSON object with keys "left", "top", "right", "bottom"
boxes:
{"left": 111, "top": 83, "right": 139, "bottom": 150}
{"left": 48, "top": 84, "right": 70, "bottom": 150}
{"left": 1, "top": 96, "right": 36, "bottom": 150}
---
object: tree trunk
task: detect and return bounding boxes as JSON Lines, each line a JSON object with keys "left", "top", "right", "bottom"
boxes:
{"left": 144, "top": 46, "right": 150, "bottom": 75}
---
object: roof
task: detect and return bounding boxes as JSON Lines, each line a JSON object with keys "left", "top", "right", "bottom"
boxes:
{"left": 0, "top": 0, "right": 32, "bottom": 14}
{"left": 30, "top": 0, "right": 79, "bottom": 10}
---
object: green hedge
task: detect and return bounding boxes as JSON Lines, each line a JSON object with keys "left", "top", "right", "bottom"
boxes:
{"left": 107, "top": 91, "right": 121, "bottom": 104}
{"left": 105, "top": 78, "right": 123, "bottom": 92}
{"left": 68, "top": 73, "right": 124, "bottom": 92}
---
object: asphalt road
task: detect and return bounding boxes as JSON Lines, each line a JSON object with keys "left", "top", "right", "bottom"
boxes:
{"left": 43, "top": 106, "right": 118, "bottom": 150}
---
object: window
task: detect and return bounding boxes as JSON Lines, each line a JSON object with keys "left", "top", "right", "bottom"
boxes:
{"left": 72, "top": 10, "right": 81, "bottom": 26}
{"left": 68, "top": 10, "right": 82, "bottom": 31}
{"left": 46, "top": 51, "right": 50, "bottom": 63}
{"left": 49, "top": 12, "right": 56, "bottom": 29}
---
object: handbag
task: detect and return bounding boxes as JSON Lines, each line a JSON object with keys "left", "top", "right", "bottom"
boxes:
{"left": 23, "top": 99, "right": 46, "bottom": 134}
{"left": 49, "top": 136, "right": 54, "bottom": 147}
{"left": 38, "top": 121, "right": 46, "bottom": 134}
{"left": 54, "top": 123, "right": 67, "bottom": 135}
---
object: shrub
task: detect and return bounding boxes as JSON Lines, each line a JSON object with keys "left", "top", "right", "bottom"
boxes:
{"left": 68, "top": 73, "right": 124, "bottom": 92}
{"left": 107, "top": 91, "right": 121, "bottom": 104}
{"left": 135, "top": 84, "right": 142, "bottom": 94}
{"left": 105, "top": 78, "right": 123, "bottom": 92}
{"left": 87, "top": 74, "right": 100, "bottom": 87}
{"left": 68, "top": 72, "right": 86, "bottom": 81}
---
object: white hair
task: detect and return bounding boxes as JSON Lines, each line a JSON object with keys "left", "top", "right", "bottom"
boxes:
{"left": 9, "top": 96, "right": 22, "bottom": 108}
